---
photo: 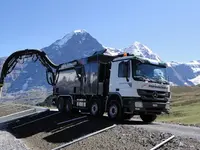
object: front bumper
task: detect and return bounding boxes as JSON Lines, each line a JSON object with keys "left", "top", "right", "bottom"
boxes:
{"left": 123, "top": 98, "right": 170, "bottom": 115}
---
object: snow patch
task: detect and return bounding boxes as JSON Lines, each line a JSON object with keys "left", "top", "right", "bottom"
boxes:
{"left": 74, "top": 29, "right": 87, "bottom": 33}
{"left": 189, "top": 75, "right": 200, "bottom": 85}
{"left": 166, "top": 62, "right": 172, "bottom": 67}
{"left": 53, "top": 29, "right": 87, "bottom": 48}
{"left": 134, "top": 41, "right": 153, "bottom": 54}
{"left": 168, "top": 60, "right": 200, "bottom": 73}
{"left": 169, "top": 82, "right": 177, "bottom": 86}
{"left": 123, "top": 41, "right": 161, "bottom": 62}
{"left": 53, "top": 33, "right": 73, "bottom": 47}
{"left": 184, "top": 82, "right": 189, "bottom": 86}
{"left": 103, "top": 46, "right": 122, "bottom": 56}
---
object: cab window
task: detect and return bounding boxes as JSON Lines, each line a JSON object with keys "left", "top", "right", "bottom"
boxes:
{"left": 118, "top": 61, "right": 130, "bottom": 77}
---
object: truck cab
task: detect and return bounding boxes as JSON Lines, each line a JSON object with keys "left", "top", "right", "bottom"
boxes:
{"left": 107, "top": 54, "right": 170, "bottom": 122}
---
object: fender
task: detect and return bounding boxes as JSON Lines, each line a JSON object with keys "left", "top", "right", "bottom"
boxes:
{"left": 107, "top": 92, "right": 123, "bottom": 108}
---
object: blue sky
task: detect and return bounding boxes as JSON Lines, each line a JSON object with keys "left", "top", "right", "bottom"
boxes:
{"left": 0, "top": 0, "right": 200, "bottom": 62}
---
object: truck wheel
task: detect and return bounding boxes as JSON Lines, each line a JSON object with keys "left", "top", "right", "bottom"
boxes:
{"left": 140, "top": 114, "right": 157, "bottom": 123}
{"left": 90, "top": 99, "right": 103, "bottom": 117}
{"left": 107, "top": 100, "right": 122, "bottom": 121}
{"left": 64, "top": 99, "right": 72, "bottom": 114}
{"left": 57, "top": 97, "right": 65, "bottom": 113}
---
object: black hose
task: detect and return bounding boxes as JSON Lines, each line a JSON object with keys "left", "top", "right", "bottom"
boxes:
{"left": 0, "top": 49, "right": 59, "bottom": 87}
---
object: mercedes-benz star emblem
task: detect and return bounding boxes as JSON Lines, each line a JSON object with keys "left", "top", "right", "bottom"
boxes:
{"left": 152, "top": 91, "right": 158, "bottom": 98}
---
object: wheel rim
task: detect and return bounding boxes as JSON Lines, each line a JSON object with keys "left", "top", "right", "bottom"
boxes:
{"left": 109, "top": 104, "right": 118, "bottom": 118}
{"left": 91, "top": 103, "right": 98, "bottom": 115}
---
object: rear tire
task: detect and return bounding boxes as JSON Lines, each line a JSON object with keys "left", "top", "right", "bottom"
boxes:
{"left": 64, "top": 98, "right": 72, "bottom": 114}
{"left": 90, "top": 99, "right": 103, "bottom": 117}
{"left": 57, "top": 97, "right": 65, "bottom": 113}
{"left": 57, "top": 97, "right": 72, "bottom": 114}
{"left": 140, "top": 114, "right": 157, "bottom": 123}
{"left": 107, "top": 100, "right": 122, "bottom": 121}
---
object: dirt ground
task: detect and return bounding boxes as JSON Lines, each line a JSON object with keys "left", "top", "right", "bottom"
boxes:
{"left": 0, "top": 103, "right": 31, "bottom": 117}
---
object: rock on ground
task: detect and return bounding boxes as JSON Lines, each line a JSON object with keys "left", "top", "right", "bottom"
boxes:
{"left": 0, "top": 130, "right": 28, "bottom": 150}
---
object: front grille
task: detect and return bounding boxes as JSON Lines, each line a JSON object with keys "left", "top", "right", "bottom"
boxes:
{"left": 137, "top": 89, "right": 169, "bottom": 102}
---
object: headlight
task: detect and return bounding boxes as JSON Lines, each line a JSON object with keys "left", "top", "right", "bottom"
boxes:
{"left": 165, "top": 103, "right": 170, "bottom": 110}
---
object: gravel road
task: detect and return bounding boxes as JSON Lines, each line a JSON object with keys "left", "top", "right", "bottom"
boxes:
{"left": 1, "top": 106, "right": 200, "bottom": 150}
{"left": 62, "top": 125, "right": 200, "bottom": 150}
{"left": 7, "top": 113, "right": 200, "bottom": 150}
{"left": 132, "top": 119, "right": 200, "bottom": 140}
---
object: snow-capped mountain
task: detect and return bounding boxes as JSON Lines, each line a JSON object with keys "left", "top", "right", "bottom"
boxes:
{"left": 167, "top": 60, "right": 200, "bottom": 86}
{"left": 123, "top": 41, "right": 162, "bottom": 62}
{"left": 5, "top": 29, "right": 104, "bottom": 92}
{"left": 0, "top": 29, "right": 200, "bottom": 94}
{"left": 103, "top": 47, "right": 123, "bottom": 56}
{"left": 105, "top": 42, "right": 200, "bottom": 86}
{"left": 43, "top": 29, "right": 103, "bottom": 64}
{"left": 122, "top": 42, "right": 200, "bottom": 86}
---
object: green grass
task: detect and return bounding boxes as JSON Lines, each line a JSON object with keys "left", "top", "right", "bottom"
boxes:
{"left": 157, "top": 86, "right": 200, "bottom": 125}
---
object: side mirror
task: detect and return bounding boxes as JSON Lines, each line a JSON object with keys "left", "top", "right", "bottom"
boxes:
{"left": 124, "top": 61, "right": 130, "bottom": 82}
{"left": 77, "top": 73, "right": 81, "bottom": 78}
{"left": 75, "top": 67, "right": 83, "bottom": 81}
{"left": 46, "top": 70, "right": 55, "bottom": 85}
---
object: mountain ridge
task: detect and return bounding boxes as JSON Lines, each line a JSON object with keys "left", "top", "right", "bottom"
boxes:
{"left": 0, "top": 29, "right": 199, "bottom": 94}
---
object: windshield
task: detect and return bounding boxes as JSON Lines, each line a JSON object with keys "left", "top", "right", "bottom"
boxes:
{"left": 134, "top": 63, "right": 168, "bottom": 84}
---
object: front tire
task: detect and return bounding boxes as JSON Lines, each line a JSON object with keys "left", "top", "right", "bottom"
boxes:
{"left": 140, "top": 114, "right": 157, "bottom": 123}
{"left": 107, "top": 100, "right": 122, "bottom": 121}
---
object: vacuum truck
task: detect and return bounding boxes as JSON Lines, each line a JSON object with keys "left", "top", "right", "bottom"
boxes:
{"left": 0, "top": 49, "right": 171, "bottom": 123}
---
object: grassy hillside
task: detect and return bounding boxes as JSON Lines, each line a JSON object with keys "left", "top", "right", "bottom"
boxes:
{"left": 157, "top": 86, "right": 200, "bottom": 125}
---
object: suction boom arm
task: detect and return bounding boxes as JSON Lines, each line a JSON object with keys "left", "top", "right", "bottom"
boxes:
{"left": 0, "top": 49, "right": 59, "bottom": 91}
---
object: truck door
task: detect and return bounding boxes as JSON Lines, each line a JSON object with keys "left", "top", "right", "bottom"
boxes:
{"left": 109, "top": 59, "right": 133, "bottom": 97}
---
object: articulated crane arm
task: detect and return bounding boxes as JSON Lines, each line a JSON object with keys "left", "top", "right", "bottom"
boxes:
{"left": 0, "top": 49, "right": 59, "bottom": 96}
